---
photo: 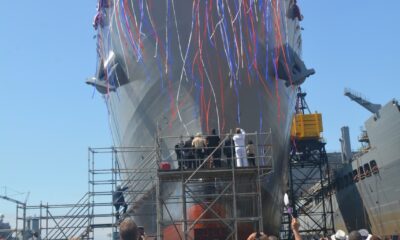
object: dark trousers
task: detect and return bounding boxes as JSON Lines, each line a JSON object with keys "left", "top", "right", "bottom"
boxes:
{"left": 114, "top": 203, "right": 127, "bottom": 220}
{"left": 186, "top": 156, "right": 195, "bottom": 169}
{"left": 195, "top": 149, "right": 204, "bottom": 168}
{"left": 225, "top": 155, "right": 233, "bottom": 167}
{"left": 181, "top": 157, "right": 194, "bottom": 169}
{"left": 248, "top": 153, "right": 255, "bottom": 166}
{"left": 213, "top": 151, "right": 222, "bottom": 168}
{"left": 177, "top": 157, "right": 183, "bottom": 170}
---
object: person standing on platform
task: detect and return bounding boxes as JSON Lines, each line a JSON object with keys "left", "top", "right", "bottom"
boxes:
{"left": 183, "top": 136, "right": 195, "bottom": 169}
{"left": 175, "top": 139, "right": 185, "bottom": 169}
{"left": 192, "top": 133, "right": 207, "bottom": 168}
{"left": 246, "top": 140, "right": 256, "bottom": 166}
{"left": 233, "top": 128, "right": 248, "bottom": 167}
{"left": 206, "top": 129, "right": 221, "bottom": 168}
{"left": 113, "top": 185, "right": 129, "bottom": 221}
{"left": 223, "top": 136, "right": 234, "bottom": 167}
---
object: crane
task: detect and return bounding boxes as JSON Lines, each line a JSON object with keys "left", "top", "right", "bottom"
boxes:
{"left": 344, "top": 88, "right": 381, "bottom": 114}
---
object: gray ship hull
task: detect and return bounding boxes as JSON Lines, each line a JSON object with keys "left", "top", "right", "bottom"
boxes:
{"left": 330, "top": 101, "right": 400, "bottom": 236}
{"left": 92, "top": 0, "right": 310, "bottom": 236}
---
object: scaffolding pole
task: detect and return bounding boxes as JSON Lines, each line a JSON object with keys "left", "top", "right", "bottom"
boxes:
{"left": 15, "top": 131, "right": 273, "bottom": 240}
{"left": 155, "top": 132, "right": 272, "bottom": 240}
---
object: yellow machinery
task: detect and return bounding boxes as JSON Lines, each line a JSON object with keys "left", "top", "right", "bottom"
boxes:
{"left": 282, "top": 88, "right": 335, "bottom": 239}
{"left": 290, "top": 88, "right": 323, "bottom": 140}
{"left": 291, "top": 113, "right": 323, "bottom": 140}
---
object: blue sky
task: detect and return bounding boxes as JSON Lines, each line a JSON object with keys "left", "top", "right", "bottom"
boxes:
{"left": 300, "top": 1, "right": 399, "bottom": 151}
{"left": 1, "top": 0, "right": 399, "bottom": 231}
{"left": 0, "top": 0, "right": 109, "bottom": 223}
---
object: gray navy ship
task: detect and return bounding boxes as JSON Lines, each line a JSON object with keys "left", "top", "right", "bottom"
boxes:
{"left": 330, "top": 90, "right": 400, "bottom": 237}
{"left": 88, "top": 0, "right": 314, "bottom": 238}
{"left": 0, "top": 214, "right": 12, "bottom": 240}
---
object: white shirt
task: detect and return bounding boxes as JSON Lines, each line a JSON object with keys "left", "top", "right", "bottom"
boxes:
{"left": 233, "top": 128, "right": 246, "bottom": 148}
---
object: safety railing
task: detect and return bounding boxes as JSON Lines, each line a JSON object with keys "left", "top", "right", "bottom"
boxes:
{"left": 23, "top": 193, "right": 91, "bottom": 240}
{"left": 157, "top": 131, "right": 273, "bottom": 172}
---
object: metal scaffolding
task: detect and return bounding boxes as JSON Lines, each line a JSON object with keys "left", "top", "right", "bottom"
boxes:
{"left": 3, "top": 192, "right": 93, "bottom": 240}
{"left": 280, "top": 88, "right": 335, "bottom": 240}
{"left": 288, "top": 139, "right": 335, "bottom": 239}
{"left": 155, "top": 132, "right": 272, "bottom": 240}
{"left": 87, "top": 145, "right": 159, "bottom": 239}
{"left": 0, "top": 194, "right": 27, "bottom": 240}
{"left": 280, "top": 140, "right": 335, "bottom": 240}
{"left": 86, "top": 131, "right": 273, "bottom": 240}
{"left": 7, "top": 131, "right": 273, "bottom": 240}
{"left": 6, "top": 146, "right": 156, "bottom": 240}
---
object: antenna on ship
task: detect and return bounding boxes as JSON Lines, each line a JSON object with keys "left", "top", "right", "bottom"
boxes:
{"left": 344, "top": 88, "right": 381, "bottom": 114}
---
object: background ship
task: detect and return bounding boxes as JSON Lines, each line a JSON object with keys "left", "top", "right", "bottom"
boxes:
{"left": 304, "top": 90, "right": 400, "bottom": 237}
{"left": 0, "top": 214, "right": 12, "bottom": 240}
{"left": 88, "top": 0, "right": 314, "bottom": 238}
{"left": 332, "top": 91, "right": 400, "bottom": 236}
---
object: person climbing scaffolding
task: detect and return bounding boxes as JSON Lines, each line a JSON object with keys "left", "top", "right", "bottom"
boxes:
{"left": 113, "top": 185, "right": 129, "bottom": 221}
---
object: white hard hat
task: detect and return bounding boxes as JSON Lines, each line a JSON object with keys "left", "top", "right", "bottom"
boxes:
{"left": 331, "top": 230, "right": 347, "bottom": 240}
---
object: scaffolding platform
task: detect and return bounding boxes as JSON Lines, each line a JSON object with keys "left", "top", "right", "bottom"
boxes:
{"left": 6, "top": 131, "right": 273, "bottom": 240}
{"left": 155, "top": 163, "right": 272, "bottom": 240}
{"left": 90, "top": 223, "right": 117, "bottom": 228}
{"left": 158, "top": 166, "right": 271, "bottom": 180}
{"left": 152, "top": 132, "right": 273, "bottom": 240}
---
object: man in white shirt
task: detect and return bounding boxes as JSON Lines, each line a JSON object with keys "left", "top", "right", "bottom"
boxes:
{"left": 233, "top": 128, "right": 248, "bottom": 167}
